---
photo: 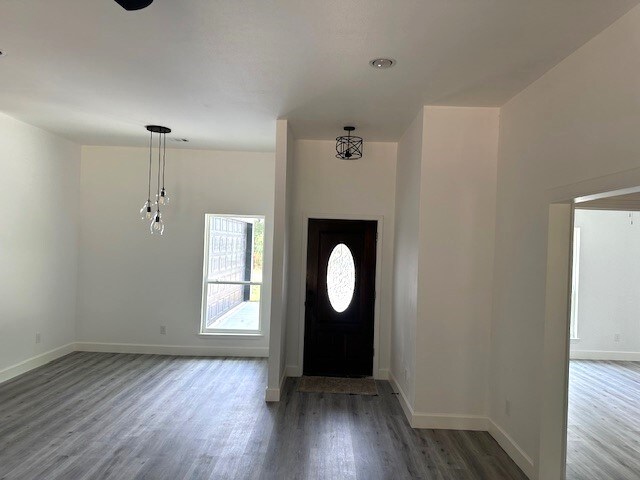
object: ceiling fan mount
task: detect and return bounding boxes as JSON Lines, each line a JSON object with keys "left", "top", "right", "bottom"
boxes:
{"left": 114, "top": 0, "right": 154, "bottom": 11}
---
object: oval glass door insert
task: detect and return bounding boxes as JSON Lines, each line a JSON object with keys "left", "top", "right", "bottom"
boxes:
{"left": 326, "top": 243, "right": 356, "bottom": 313}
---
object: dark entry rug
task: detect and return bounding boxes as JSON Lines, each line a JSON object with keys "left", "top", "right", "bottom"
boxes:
{"left": 297, "top": 376, "right": 378, "bottom": 395}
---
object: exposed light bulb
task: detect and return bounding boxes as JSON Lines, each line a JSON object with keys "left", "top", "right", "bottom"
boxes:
{"left": 158, "top": 188, "right": 170, "bottom": 206}
{"left": 150, "top": 211, "right": 165, "bottom": 235}
{"left": 140, "top": 200, "right": 153, "bottom": 220}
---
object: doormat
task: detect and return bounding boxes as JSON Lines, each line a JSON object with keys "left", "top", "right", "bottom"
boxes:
{"left": 297, "top": 376, "right": 378, "bottom": 396}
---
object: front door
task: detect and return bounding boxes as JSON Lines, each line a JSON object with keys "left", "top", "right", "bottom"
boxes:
{"left": 303, "top": 219, "right": 377, "bottom": 377}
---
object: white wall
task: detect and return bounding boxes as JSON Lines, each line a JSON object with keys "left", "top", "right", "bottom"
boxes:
{"left": 284, "top": 139, "right": 397, "bottom": 378}
{"left": 416, "top": 106, "right": 498, "bottom": 420}
{"left": 77, "top": 146, "right": 274, "bottom": 356}
{"left": 571, "top": 209, "right": 640, "bottom": 359}
{"left": 0, "top": 113, "right": 80, "bottom": 378}
{"left": 391, "top": 109, "right": 423, "bottom": 406}
{"left": 389, "top": 107, "right": 499, "bottom": 430}
{"left": 493, "top": 4, "right": 640, "bottom": 477}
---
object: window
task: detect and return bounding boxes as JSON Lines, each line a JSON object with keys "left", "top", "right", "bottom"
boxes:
{"left": 569, "top": 227, "right": 581, "bottom": 340}
{"left": 200, "top": 215, "right": 265, "bottom": 335}
{"left": 326, "top": 243, "right": 356, "bottom": 313}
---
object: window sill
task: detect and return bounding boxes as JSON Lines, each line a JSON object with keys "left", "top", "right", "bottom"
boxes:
{"left": 570, "top": 337, "right": 580, "bottom": 342}
{"left": 197, "top": 332, "right": 264, "bottom": 338}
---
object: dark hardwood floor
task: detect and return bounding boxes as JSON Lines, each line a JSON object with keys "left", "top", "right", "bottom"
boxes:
{"left": 567, "top": 360, "right": 640, "bottom": 480}
{"left": 0, "top": 352, "right": 527, "bottom": 480}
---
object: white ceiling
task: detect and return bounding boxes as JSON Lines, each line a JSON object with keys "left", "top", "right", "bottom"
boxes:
{"left": 1, "top": 0, "right": 638, "bottom": 151}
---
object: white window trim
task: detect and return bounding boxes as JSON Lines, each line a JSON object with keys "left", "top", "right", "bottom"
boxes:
{"left": 199, "top": 214, "right": 264, "bottom": 336}
{"left": 569, "top": 227, "right": 580, "bottom": 340}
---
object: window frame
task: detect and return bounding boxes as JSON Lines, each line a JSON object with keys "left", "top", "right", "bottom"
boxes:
{"left": 199, "top": 214, "right": 265, "bottom": 336}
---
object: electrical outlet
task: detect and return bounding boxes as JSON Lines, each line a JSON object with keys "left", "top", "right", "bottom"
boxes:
{"left": 160, "top": 326, "right": 167, "bottom": 335}
{"left": 614, "top": 333, "right": 621, "bottom": 342}
{"left": 505, "top": 399, "right": 511, "bottom": 416}
{"left": 35, "top": 332, "right": 41, "bottom": 344}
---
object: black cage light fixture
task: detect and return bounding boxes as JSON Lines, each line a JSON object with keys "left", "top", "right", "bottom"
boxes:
{"left": 140, "top": 125, "right": 172, "bottom": 235}
{"left": 336, "top": 126, "right": 363, "bottom": 160}
{"left": 114, "top": 0, "right": 154, "bottom": 11}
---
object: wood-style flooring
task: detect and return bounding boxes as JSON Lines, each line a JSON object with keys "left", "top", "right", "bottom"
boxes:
{"left": 0, "top": 352, "right": 527, "bottom": 480}
{"left": 567, "top": 360, "right": 640, "bottom": 480}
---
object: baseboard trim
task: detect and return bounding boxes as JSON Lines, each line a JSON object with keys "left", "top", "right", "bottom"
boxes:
{"left": 388, "top": 370, "right": 415, "bottom": 424}
{"left": 264, "top": 387, "right": 280, "bottom": 402}
{"left": 570, "top": 349, "right": 640, "bottom": 361}
{"left": 0, "top": 343, "right": 75, "bottom": 385}
{"left": 487, "top": 419, "right": 535, "bottom": 479}
{"left": 388, "top": 370, "right": 489, "bottom": 431}
{"left": 75, "top": 342, "right": 269, "bottom": 358}
{"left": 376, "top": 368, "right": 390, "bottom": 380}
{"left": 413, "top": 413, "right": 489, "bottom": 431}
{"left": 265, "top": 366, "right": 288, "bottom": 402}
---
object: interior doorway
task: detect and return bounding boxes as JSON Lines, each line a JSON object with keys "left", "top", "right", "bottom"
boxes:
{"left": 564, "top": 197, "right": 640, "bottom": 479}
{"left": 303, "top": 219, "right": 377, "bottom": 377}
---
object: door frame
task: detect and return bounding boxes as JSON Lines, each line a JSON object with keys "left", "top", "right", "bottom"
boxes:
{"left": 540, "top": 173, "right": 640, "bottom": 480}
{"left": 297, "top": 213, "right": 384, "bottom": 379}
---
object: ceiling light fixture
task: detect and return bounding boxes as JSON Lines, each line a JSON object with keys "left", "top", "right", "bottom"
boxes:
{"left": 336, "top": 126, "right": 363, "bottom": 160}
{"left": 114, "top": 0, "right": 154, "bottom": 11}
{"left": 0, "top": 51, "right": 6, "bottom": 57}
{"left": 370, "top": 58, "right": 395, "bottom": 69}
{"left": 140, "top": 125, "right": 172, "bottom": 235}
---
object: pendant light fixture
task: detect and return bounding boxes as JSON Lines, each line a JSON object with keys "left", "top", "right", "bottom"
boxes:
{"left": 114, "top": 0, "right": 154, "bottom": 11}
{"left": 140, "top": 125, "right": 171, "bottom": 235}
{"left": 335, "top": 126, "right": 363, "bottom": 160}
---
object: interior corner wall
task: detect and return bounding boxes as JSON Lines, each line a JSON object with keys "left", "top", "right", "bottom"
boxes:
{"left": 77, "top": 146, "right": 275, "bottom": 357}
{"left": 415, "top": 106, "right": 499, "bottom": 421}
{"left": 0, "top": 113, "right": 80, "bottom": 379}
{"left": 492, "top": 4, "right": 640, "bottom": 476}
{"left": 284, "top": 139, "right": 398, "bottom": 379}
{"left": 571, "top": 209, "right": 640, "bottom": 360}
{"left": 391, "top": 109, "right": 423, "bottom": 407}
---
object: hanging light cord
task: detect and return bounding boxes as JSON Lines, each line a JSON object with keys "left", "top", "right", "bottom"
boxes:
{"left": 147, "top": 130, "right": 153, "bottom": 203}
{"left": 156, "top": 132, "right": 162, "bottom": 214}
{"left": 162, "top": 132, "right": 166, "bottom": 190}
